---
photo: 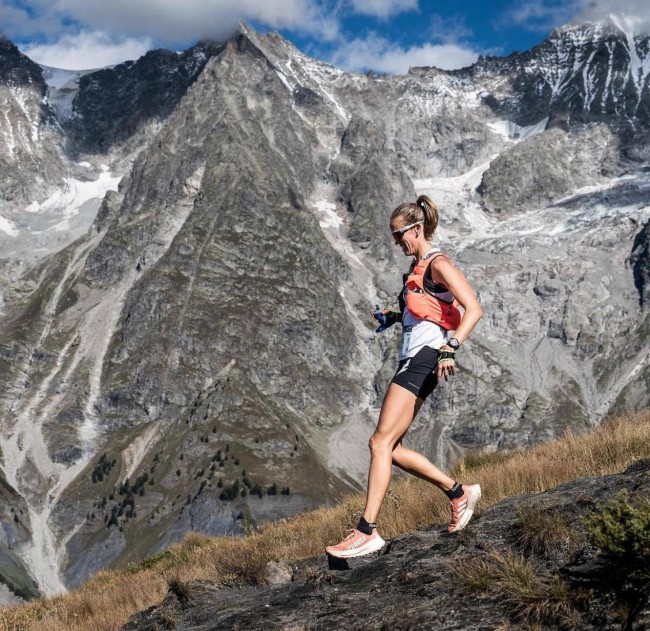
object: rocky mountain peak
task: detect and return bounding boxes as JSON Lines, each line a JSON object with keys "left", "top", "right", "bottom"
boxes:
{"left": 64, "top": 40, "right": 223, "bottom": 155}
{"left": 460, "top": 15, "right": 650, "bottom": 131}
{"left": 0, "top": 36, "right": 45, "bottom": 89}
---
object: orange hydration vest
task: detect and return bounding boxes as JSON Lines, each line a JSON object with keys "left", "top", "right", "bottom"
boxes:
{"left": 404, "top": 251, "right": 462, "bottom": 331}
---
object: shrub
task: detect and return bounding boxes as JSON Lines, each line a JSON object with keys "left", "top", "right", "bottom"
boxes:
{"left": 219, "top": 480, "right": 240, "bottom": 501}
{"left": 586, "top": 492, "right": 650, "bottom": 563}
{"left": 91, "top": 452, "right": 117, "bottom": 483}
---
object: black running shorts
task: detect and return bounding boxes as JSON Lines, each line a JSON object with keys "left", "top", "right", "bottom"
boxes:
{"left": 390, "top": 346, "right": 439, "bottom": 400}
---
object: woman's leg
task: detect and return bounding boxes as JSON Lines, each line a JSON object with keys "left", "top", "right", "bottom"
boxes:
{"left": 363, "top": 384, "right": 429, "bottom": 523}
{"left": 391, "top": 443, "right": 455, "bottom": 491}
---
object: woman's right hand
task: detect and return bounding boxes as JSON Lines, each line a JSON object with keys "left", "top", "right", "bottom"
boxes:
{"left": 372, "top": 306, "right": 397, "bottom": 332}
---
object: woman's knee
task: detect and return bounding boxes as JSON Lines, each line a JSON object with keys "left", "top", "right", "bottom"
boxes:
{"left": 368, "top": 432, "right": 395, "bottom": 456}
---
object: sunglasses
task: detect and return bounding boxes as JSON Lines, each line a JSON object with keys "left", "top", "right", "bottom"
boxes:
{"left": 391, "top": 221, "right": 421, "bottom": 238}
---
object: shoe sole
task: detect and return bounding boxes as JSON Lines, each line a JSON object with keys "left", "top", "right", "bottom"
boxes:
{"left": 326, "top": 535, "right": 386, "bottom": 559}
{"left": 449, "top": 484, "right": 481, "bottom": 532}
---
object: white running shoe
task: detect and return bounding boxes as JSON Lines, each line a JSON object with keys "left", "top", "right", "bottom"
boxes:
{"left": 326, "top": 528, "right": 386, "bottom": 559}
{"left": 447, "top": 484, "right": 481, "bottom": 532}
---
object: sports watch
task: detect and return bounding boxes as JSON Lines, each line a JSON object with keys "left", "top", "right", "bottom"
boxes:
{"left": 446, "top": 337, "right": 460, "bottom": 350}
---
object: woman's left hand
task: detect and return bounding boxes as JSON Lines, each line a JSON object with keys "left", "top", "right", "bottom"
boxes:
{"left": 437, "top": 346, "right": 456, "bottom": 382}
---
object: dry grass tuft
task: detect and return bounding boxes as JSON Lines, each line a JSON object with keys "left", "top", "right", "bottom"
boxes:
{"left": 167, "top": 577, "right": 193, "bottom": 605}
{"left": 159, "top": 605, "right": 177, "bottom": 630}
{"left": 513, "top": 505, "right": 581, "bottom": 559}
{"left": 454, "top": 551, "right": 585, "bottom": 627}
{"left": 2, "top": 409, "right": 649, "bottom": 631}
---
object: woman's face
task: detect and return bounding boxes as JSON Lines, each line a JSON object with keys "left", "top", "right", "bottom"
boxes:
{"left": 390, "top": 219, "right": 420, "bottom": 256}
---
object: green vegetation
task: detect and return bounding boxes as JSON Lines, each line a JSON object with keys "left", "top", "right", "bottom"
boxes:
{"left": 91, "top": 453, "right": 117, "bottom": 484}
{"left": 586, "top": 492, "right": 650, "bottom": 566}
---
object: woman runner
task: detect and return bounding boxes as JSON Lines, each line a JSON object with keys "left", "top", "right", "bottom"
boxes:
{"left": 326, "top": 195, "right": 484, "bottom": 559}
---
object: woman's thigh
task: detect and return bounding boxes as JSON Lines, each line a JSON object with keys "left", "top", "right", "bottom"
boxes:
{"left": 374, "top": 383, "right": 424, "bottom": 444}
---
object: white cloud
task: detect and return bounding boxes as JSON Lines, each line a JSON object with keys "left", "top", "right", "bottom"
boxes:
{"left": 429, "top": 14, "right": 474, "bottom": 44}
{"left": 349, "top": 0, "right": 418, "bottom": 19}
{"left": 578, "top": 0, "right": 650, "bottom": 33}
{"left": 21, "top": 31, "right": 153, "bottom": 70}
{"left": 0, "top": 3, "right": 62, "bottom": 38}
{"left": 329, "top": 35, "right": 480, "bottom": 73}
{"left": 42, "top": 0, "right": 339, "bottom": 44}
{"left": 505, "top": 0, "right": 582, "bottom": 31}
{"left": 506, "top": 0, "right": 650, "bottom": 34}
{"left": 3, "top": 0, "right": 340, "bottom": 69}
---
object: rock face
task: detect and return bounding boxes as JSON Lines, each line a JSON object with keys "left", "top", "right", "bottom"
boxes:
{"left": 631, "top": 219, "right": 650, "bottom": 306}
{"left": 0, "top": 18, "right": 649, "bottom": 599}
{"left": 121, "top": 460, "right": 650, "bottom": 631}
{"left": 0, "top": 37, "right": 64, "bottom": 209}
{"left": 0, "top": 473, "right": 39, "bottom": 602}
{"left": 64, "top": 43, "right": 222, "bottom": 156}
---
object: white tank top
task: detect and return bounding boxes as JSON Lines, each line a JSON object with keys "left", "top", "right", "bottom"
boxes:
{"left": 399, "top": 306, "right": 450, "bottom": 360}
{"left": 398, "top": 249, "right": 451, "bottom": 360}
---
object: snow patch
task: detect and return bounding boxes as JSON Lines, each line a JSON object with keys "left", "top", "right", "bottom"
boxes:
{"left": 488, "top": 117, "right": 548, "bottom": 143}
{"left": 274, "top": 69, "right": 293, "bottom": 93}
{"left": 314, "top": 200, "right": 342, "bottom": 230}
{"left": 24, "top": 168, "right": 121, "bottom": 221}
{"left": 0, "top": 215, "right": 19, "bottom": 237}
{"left": 414, "top": 156, "right": 496, "bottom": 195}
{"left": 609, "top": 14, "right": 650, "bottom": 106}
{"left": 40, "top": 66, "right": 96, "bottom": 121}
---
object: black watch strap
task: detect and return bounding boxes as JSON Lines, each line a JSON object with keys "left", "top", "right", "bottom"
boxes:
{"left": 447, "top": 337, "right": 460, "bottom": 350}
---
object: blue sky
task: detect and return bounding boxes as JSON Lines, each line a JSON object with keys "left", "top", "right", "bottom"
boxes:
{"left": 2, "top": 0, "right": 648, "bottom": 71}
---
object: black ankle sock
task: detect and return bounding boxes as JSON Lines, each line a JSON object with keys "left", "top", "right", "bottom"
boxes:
{"left": 357, "top": 517, "right": 377, "bottom": 535}
{"left": 444, "top": 482, "right": 464, "bottom": 500}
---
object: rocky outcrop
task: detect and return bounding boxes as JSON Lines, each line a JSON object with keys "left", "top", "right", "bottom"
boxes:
{"left": 0, "top": 37, "right": 64, "bottom": 209}
{"left": 64, "top": 42, "right": 222, "bottom": 157}
{"left": 0, "top": 472, "right": 38, "bottom": 602}
{"left": 121, "top": 460, "right": 650, "bottom": 631}
{"left": 631, "top": 219, "right": 650, "bottom": 306}
{"left": 478, "top": 124, "right": 620, "bottom": 215}
{"left": 0, "top": 37, "right": 46, "bottom": 88}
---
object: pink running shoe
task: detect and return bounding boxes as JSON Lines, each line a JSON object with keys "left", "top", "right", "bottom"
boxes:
{"left": 326, "top": 528, "right": 386, "bottom": 559}
{"left": 448, "top": 484, "right": 481, "bottom": 532}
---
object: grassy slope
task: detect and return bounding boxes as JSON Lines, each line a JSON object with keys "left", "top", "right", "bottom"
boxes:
{"left": 2, "top": 408, "right": 649, "bottom": 631}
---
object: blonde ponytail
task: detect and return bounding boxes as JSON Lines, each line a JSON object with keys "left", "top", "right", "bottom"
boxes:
{"left": 390, "top": 195, "right": 439, "bottom": 240}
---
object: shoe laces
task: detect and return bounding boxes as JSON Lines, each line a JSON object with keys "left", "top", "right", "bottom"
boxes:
{"left": 343, "top": 529, "right": 358, "bottom": 540}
